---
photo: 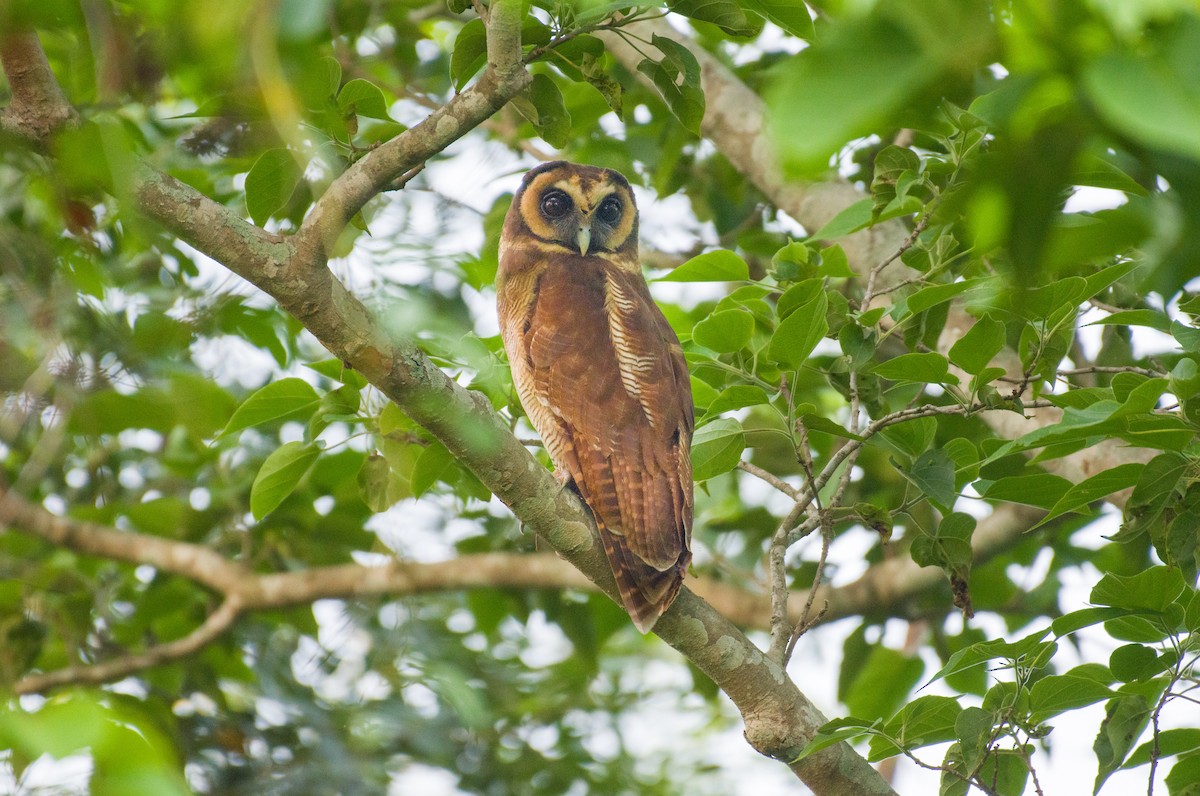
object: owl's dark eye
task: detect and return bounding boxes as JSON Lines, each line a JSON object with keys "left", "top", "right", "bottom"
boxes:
{"left": 597, "top": 196, "right": 622, "bottom": 225}
{"left": 540, "top": 190, "right": 572, "bottom": 219}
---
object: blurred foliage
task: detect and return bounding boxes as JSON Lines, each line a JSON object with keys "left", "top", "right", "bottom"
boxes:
{"left": 2, "top": 0, "right": 1200, "bottom": 794}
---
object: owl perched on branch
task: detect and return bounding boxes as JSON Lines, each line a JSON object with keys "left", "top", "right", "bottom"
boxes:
{"left": 497, "top": 161, "right": 694, "bottom": 633}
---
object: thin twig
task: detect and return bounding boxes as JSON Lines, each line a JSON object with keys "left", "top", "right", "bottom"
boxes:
{"left": 737, "top": 460, "right": 800, "bottom": 499}
{"left": 16, "top": 597, "right": 243, "bottom": 694}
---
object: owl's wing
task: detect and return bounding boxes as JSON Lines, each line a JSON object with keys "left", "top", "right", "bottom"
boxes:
{"left": 506, "top": 260, "right": 692, "bottom": 631}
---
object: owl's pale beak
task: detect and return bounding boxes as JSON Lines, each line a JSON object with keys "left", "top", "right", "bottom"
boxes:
{"left": 576, "top": 223, "right": 591, "bottom": 255}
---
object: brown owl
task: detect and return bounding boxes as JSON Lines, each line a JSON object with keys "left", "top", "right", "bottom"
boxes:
{"left": 496, "top": 161, "right": 694, "bottom": 633}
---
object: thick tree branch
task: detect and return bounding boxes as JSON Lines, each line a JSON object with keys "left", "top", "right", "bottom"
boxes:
{"left": 0, "top": 30, "right": 77, "bottom": 142}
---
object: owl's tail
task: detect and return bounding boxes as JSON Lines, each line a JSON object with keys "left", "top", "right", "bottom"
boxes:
{"left": 598, "top": 525, "right": 690, "bottom": 633}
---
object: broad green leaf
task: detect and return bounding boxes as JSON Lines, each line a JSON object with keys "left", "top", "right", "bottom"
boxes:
{"left": 413, "top": 442, "right": 456, "bottom": 497}
{"left": 948, "top": 316, "right": 1006, "bottom": 375}
{"left": 337, "top": 78, "right": 390, "bottom": 120}
{"left": 1027, "top": 675, "right": 1113, "bottom": 724}
{"left": 1052, "top": 606, "right": 1129, "bottom": 637}
{"left": 977, "top": 473, "right": 1073, "bottom": 510}
{"left": 357, "top": 452, "right": 392, "bottom": 512}
{"left": 1109, "top": 644, "right": 1160, "bottom": 683}
{"left": 245, "top": 149, "right": 302, "bottom": 226}
{"left": 955, "top": 706, "right": 993, "bottom": 771}
{"left": 879, "top": 415, "right": 936, "bottom": 460}
{"left": 791, "top": 717, "right": 879, "bottom": 762}
{"left": 691, "top": 417, "right": 745, "bottom": 480}
{"left": 693, "top": 308, "right": 754, "bottom": 353}
{"left": 1124, "top": 728, "right": 1200, "bottom": 769}
{"left": 1083, "top": 52, "right": 1200, "bottom": 163}
{"left": 666, "top": 0, "right": 759, "bottom": 36}
{"left": 927, "top": 628, "right": 1053, "bottom": 685}
{"left": 777, "top": 279, "right": 824, "bottom": 319}
{"left": 810, "top": 198, "right": 873, "bottom": 240}
{"left": 844, "top": 646, "right": 925, "bottom": 722}
{"left": 904, "top": 278, "right": 990, "bottom": 317}
{"left": 871, "top": 352, "right": 951, "bottom": 384}
{"left": 251, "top": 441, "right": 320, "bottom": 520}
{"left": 1033, "top": 462, "right": 1146, "bottom": 528}
{"left": 903, "top": 450, "right": 958, "bottom": 508}
{"left": 739, "top": 0, "right": 815, "bottom": 40}
{"left": 1165, "top": 753, "right": 1200, "bottom": 795}
{"left": 818, "top": 244, "right": 855, "bottom": 277}
{"left": 1086, "top": 309, "right": 1172, "bottom": 333}
{"left": 450, "top": 19, "right": 486, "bottom": 91}
{"left": 1172, "top": 320, "right": 1200, "bottom": 352}
{"left": 1093, "top": 694, "right": 1154, "bottom": 793}
{"left": 658, "top": 250, "right": 749, "bottom": 282}
{"left": 707, "top": 385, "right": 770, "bottom": 415}
{"left": 220, "top": 378, "right": 321, "bottom": 438}
{"left": 638, "top": 35, "right": 705, "bottom": 135}
{"left": 512, "top": 74, "right": 571, "bottom": 148}
{"left": 1092, "top": 566, "right": 1189, "bottom": 615}
{"left": 868, "top": 695, "right": 962, "bottom": 762}
{"left": 769, "top": 290, "right": 828, "bottom": 367}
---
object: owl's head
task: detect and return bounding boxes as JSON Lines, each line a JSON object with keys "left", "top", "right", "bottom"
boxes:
{"left": 505, "top": 161, "right": 639, "bottom": 257}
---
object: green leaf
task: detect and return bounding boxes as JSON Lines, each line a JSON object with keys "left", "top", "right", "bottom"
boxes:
{"left": 811, "top": 198, "right": 873, "bottom": 240}
{"left": 1091, "top": 566, "right": 1188, "bottom": 614}
{"left": 904, "top": 450, "right": 958, "bottom": 509}
{"left": 658, "top": 249, "right": 749, "bottom": 282}
{"left": 817, "top": 244, "right": 855, "bottom": 278}
{"left": 739, "top": 0, "right": 814, "bottom": 39}
{"left": 707, "top": 385, "right": 770, "bottom": 416}
{"left": 245, "top": 149, "right": 302, "bottom": 226}
{"left": 843, "top": 646, "right": 925, "bottom": 722}
{"left": 955, "top": 706, "right": 993, "bottom": 771}
{"left": 1052, "top": 606, "right": 1129, "bottom": 637}
{"left": 412, "top": 441, "right": 455, "bottom": 497}
{"left": 871, "top": 352, "right": 951, "bottom": 384}
{"left": 1027, "top": 675, "right": 1113, "bottom": 725}
{"left": 1109, "top": 644, "right": 1160, "bottom": 683}
{"left": 693, "top": 308, "right": 754, "bottom": 353}
{"left": 1124, "top": 728, "right": 1200, "bottom": 769}
{"left": 357, "top": 452, "right": 392, "bottom": 512}
{"left": 1033, "top": 462, "right": 1146, "bottom": 528}
{"left": 251, "top": 441, "right": 320, "bottom": 520}
{"left": 879, "top": 416, "right": 936, "bottom": 460}
{"left": 1083, "top": 52, "right": 1200, "bottom": 163}
{"left": 691, "top": 417, "right": 745, "bottom": 481}
{"left": 1093, "top": 694, "right": 1154, "bottom": 793}
{"left": 868, "top": 695, "right": 962, "bottom": 762}
{"left": 512, "top": 73, "right": 571, "bottom": 148}
{"left": 337, "top": 78, "right": 390, "bottom": 120}
{"left": 666, "top": 0, "right": 759, "bottom": 36}
{"left": 768, "top": 290, "right": 828, "bottom": 366}
{"left": 977, "top": 473, "right": 1073, "bottom": 510}
{"left": 904, "top": 278, "right": 989, "bottom": 316}
{"left": 638, "top": 35, "right": 705, "bottom": 135}
{"left": 220, "top": 378, "right": 321, "bottom": 437}
{"left": 792, "top": 717, "right": 880, "bottom": 762}
{"left": 450, "top": 18, "right": 486, "bottom": 91}
{"left": 927, "top": 628, "right": 1054, "bottom": 685}
{"left": 1165, "top": 753, "right": 1200, "bottom": 794}
{"left": 948, "top": 316, "right": 1006, "bottom": 375}
{"left": 1086, "top": 310, "right": 1172, "bottom": 333}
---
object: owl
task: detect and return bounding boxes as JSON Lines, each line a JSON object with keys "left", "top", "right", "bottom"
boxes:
{"left": 496, "top": 161, "right": 694, "bottom": 633}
